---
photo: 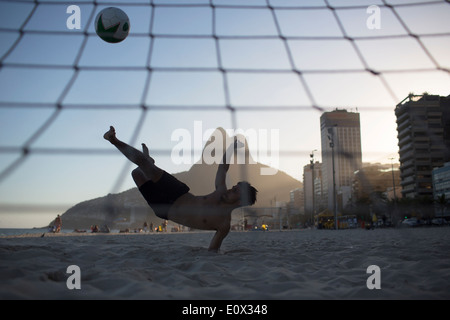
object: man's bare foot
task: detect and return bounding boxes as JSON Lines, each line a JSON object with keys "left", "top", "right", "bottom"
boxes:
{"left": 104, "top": 126, "right": 117, "bottom": 143}
{"left": 142, "top": 143, "right": 149, "bottom": 156}
{"left": 142, "top": 143, "right": 155, "bottom": 164}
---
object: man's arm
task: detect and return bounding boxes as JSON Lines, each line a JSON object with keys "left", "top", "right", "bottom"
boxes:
{"left": 215, "top": 138, "right": 243, "bottom": 190}
{"left": 208, "top": 227, "right": 230, "bottom": 252}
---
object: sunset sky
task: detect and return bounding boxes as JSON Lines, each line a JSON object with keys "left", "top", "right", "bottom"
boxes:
{"left": 0, "top": 0, "right": 449, "bottom": 227}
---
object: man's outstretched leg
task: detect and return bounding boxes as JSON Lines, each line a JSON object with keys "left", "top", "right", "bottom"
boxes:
{"left": 104, "top": 126, "right": 163, "bottom": 182}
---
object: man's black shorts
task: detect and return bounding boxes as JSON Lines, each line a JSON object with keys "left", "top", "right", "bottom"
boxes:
{"left": 138, "top": 171, "right": 190, "bottom": 220}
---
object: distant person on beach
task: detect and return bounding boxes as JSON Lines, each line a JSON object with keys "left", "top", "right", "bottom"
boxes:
{"left": 372, "top": 213, "right": 378, "bottom": 229}
{"left": 104, "top": 126, "right": 257, "bottom": 251}
{"left": 54, "top": 215, "right": 62, "bottom": 233}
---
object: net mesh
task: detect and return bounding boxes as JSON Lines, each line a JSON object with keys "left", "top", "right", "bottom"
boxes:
{"left": 0, "top": 0, "right": 449, "bottom": 228}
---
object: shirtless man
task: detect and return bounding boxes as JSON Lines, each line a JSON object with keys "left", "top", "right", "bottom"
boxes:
{"left": 103, "top": 126, "right": 257, "bottom": 251}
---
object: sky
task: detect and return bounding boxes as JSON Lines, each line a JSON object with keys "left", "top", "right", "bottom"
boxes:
{"left": 0, "top": 0, "right": 449, "bottom": 228}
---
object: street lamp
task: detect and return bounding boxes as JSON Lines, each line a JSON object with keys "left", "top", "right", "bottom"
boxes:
{"left": 328, "top": 126, "right": 338, "bottom": 230}
{"left": 389, "top": 157, "right": 397, "bottom": 202}
{"left": 310, "top": 149, "right": 318, "bottom": 227}
{"left": 389, "top": 157, "right": 397, "bottom": 225}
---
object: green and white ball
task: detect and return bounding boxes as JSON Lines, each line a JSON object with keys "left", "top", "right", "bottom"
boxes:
{"left": 95, "top": 7, "right": 130, "bottom": 43}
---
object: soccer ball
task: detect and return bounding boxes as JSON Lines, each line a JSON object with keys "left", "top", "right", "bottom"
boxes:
{"left": 95, "top": 7, "right": 130, "bottom": 43}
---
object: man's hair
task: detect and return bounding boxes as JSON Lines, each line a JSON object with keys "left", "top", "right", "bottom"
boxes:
{"left": 237, "top": 181, "right": 258, "bottom": 206}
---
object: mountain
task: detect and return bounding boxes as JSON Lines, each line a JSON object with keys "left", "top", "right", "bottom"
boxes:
{"left": 57, "top": 128, "right": 302, "bottom": 230}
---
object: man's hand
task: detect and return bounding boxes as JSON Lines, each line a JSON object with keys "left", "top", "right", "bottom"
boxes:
{"left": 215, "top": 137, "right": 244, "bottom": 191}
{"left": 234, "top": 138, "right": 245, "bottom": 150}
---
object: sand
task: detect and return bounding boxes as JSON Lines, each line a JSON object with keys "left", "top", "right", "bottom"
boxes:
{"left": 0, "top": 227, "right": 449, "bottom": 300}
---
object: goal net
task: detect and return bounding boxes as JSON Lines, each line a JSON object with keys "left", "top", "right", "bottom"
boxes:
{"left": 0, "top": 0, "right": 449, "bottom": 229}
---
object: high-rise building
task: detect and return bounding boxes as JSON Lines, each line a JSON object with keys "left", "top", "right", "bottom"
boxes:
{"left": 352, "top": 163, "right": 401, "bottom": 201}
{"left": 289, "top": 188, "right": 303, "bottom": 215}
{"left": 303, "top": 161, "right": 323, "bottom": 217}
{"left": 395, "top": 94, "right": 450, "bottom": 199}
{"left": 320, "top": 109, "right": 362, "bottom": 211}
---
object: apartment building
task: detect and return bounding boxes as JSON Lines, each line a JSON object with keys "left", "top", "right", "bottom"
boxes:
{"left": 395, "top": 94, "right": 450, "bottom": 199}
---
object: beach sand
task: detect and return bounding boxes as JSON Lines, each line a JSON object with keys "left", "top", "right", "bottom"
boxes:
{"left": 0, "top": 228, "right": 449, "bottom": 299}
